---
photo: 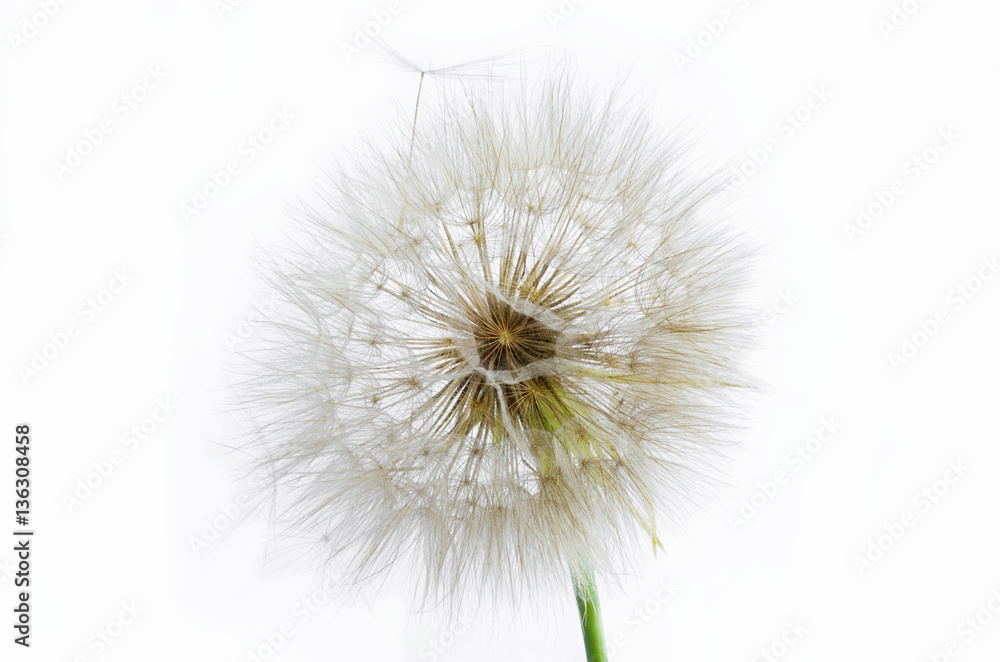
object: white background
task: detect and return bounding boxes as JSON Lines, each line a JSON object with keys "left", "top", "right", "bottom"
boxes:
{"left": 3, "top": 0, "right": 1000, "bottom": 660}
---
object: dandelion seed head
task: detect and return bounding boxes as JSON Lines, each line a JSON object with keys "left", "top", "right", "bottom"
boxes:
{"left": 237, "top": 63, "right": 757, "bottom": 615}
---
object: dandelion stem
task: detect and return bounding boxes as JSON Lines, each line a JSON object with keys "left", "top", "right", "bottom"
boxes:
{"left": 572, "top": 564, "right": 608, "bottom": 662}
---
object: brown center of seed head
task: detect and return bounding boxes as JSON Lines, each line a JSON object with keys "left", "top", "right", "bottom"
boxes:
{"left": 473, "top": 295, "right": 558, "bottom": 371}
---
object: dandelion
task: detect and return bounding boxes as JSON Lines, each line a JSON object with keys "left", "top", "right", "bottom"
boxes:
{"left": 237, "top": 63, "right": 755, "bottom": 661}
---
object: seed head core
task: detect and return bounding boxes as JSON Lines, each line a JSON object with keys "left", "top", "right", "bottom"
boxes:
{"left": 473, "top": 295, "right": 558, "bottom": 371}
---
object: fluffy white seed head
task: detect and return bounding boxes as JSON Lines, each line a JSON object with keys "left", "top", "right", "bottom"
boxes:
{"left": 236, "top": 65, "right": 756, "bottom": 614}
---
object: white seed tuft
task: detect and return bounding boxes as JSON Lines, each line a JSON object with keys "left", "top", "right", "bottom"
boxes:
{"left": 235, "top": 64, "right": 757, "bottom": 615}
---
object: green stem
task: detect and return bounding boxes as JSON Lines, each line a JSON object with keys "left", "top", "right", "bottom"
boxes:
{"left": 571, "top": 565, "right": 608, "bottom": 662}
